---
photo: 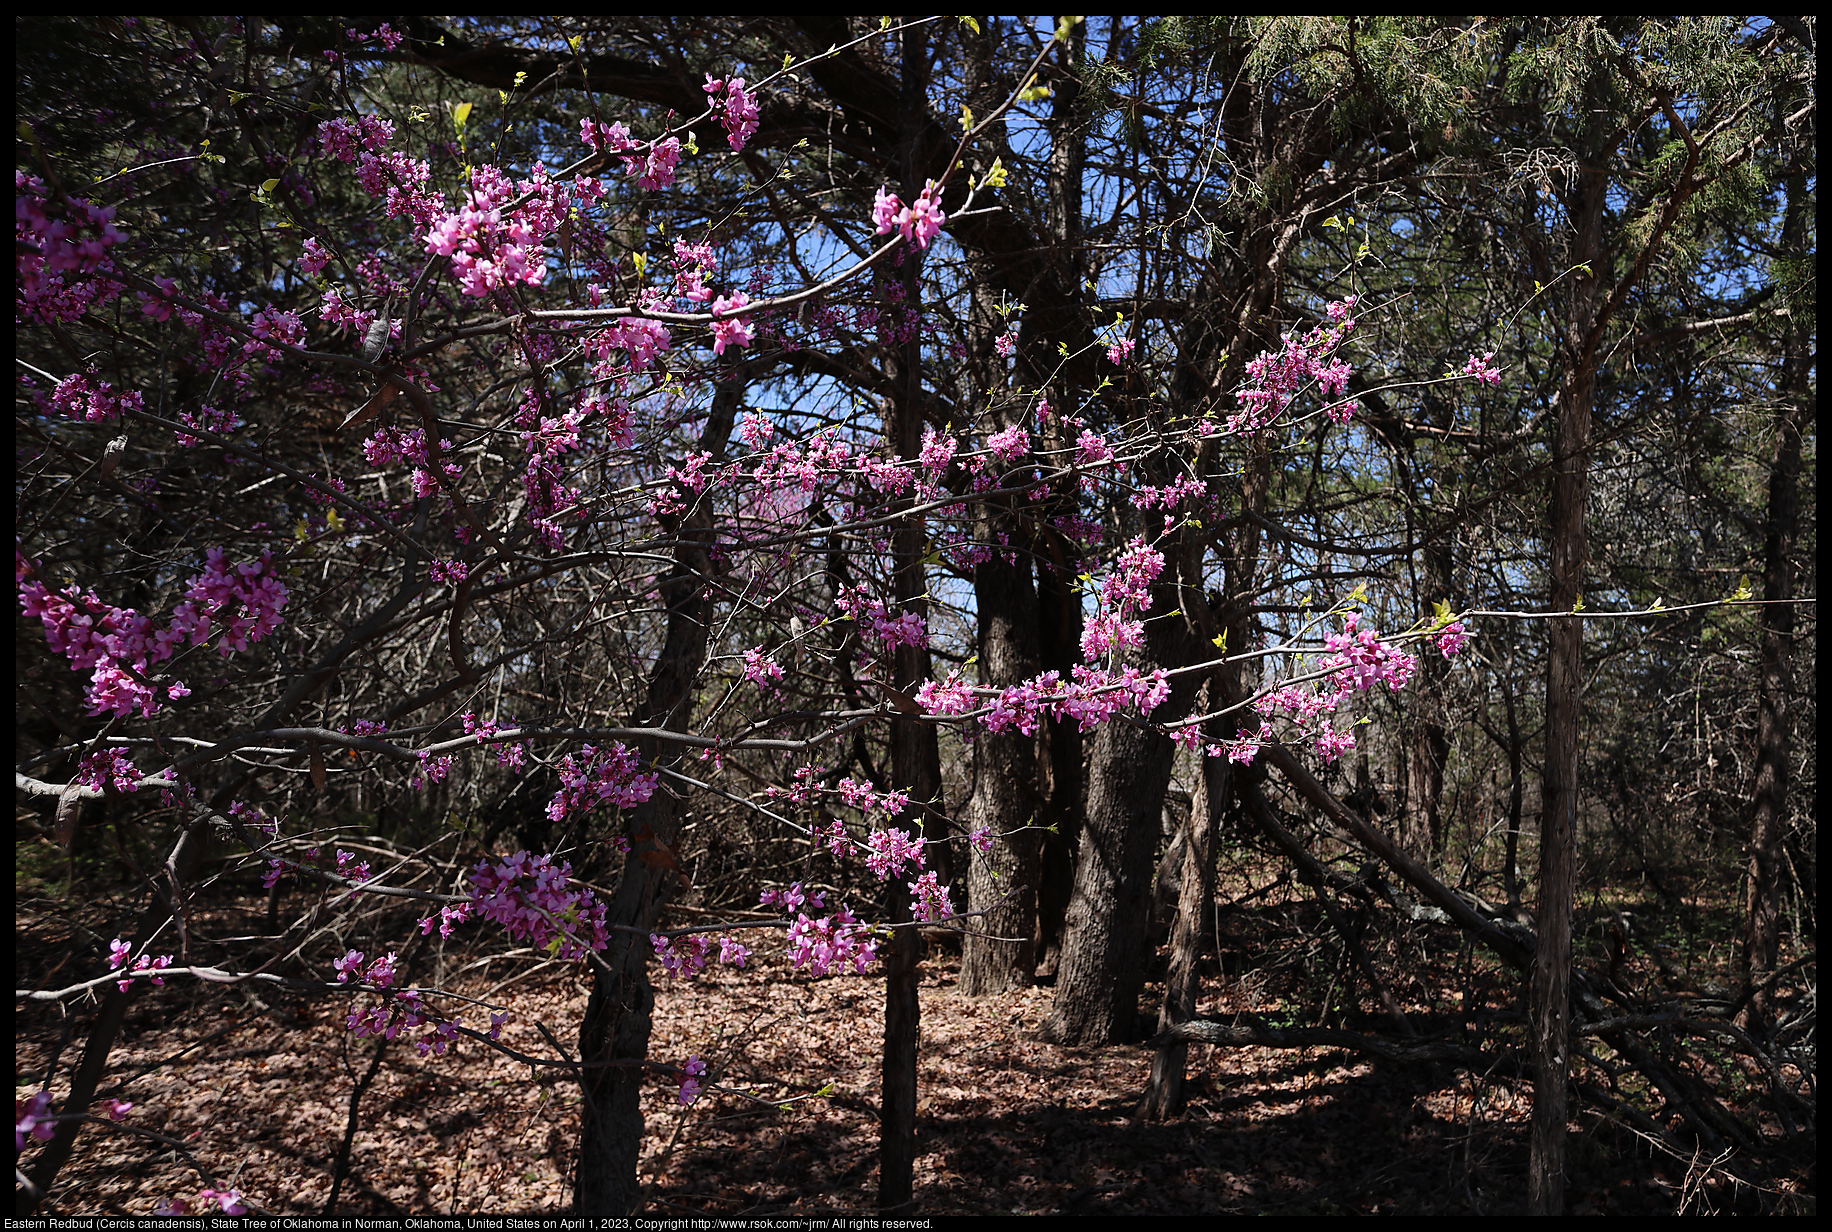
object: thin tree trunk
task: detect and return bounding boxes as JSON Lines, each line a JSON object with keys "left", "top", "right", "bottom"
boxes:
{"left": 959, "top": 542, "right": 1041, "bottom": 993}
{"left": 574, "top": 374, "right": 742, "bottom": 1216}
{"left": 1741, "top": 173, "right": 1810, "bottom": 1026}
{"left": 1529, "top": 181, "right": 1603, "bottom": 1223}
{"left": 879, "top": 28, "right": 938, "bottom": 1204}
{"left": 1139, "top": 685, "right": 1223, "bottom": 1119}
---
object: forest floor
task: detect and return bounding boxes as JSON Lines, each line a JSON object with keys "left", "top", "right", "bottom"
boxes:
{"left": 20, "top": 899, "right": 1811, "bottom": 1219}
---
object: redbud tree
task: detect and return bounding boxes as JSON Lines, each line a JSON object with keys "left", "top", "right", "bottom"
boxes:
{"left": 16, "top": 17, "right": 1500, "bottom": 1215}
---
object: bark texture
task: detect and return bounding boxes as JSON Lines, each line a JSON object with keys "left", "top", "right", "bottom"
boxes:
{"left": 574, "top": 376, "right": 741, "bottom": 1216}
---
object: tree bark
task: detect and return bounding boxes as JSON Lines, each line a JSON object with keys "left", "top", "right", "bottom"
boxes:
{"left": 574, "top": 373, "right": 742, "bottom": 1216}
{"left": 1042, "top": 552, "right": 1204, "bottom": 1045}
{"left": 1139, "top": 686, "right": 1223, "bottom": 1119}
{"left": 959, "top": 544, "right": 1041, "bottom": 993}
{"left": 1741, "top": 172, "right": 1810, "bottom": 1026}
{"left": 1528, "top": 165, "right": 1603, "bottom": 1223}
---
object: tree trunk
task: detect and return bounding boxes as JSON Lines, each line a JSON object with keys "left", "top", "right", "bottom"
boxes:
{"left": 574, "top": 374, "right": 741, "bottom": 1216}
{"left": 959, "top": 545, "right": 1041, "bottom": 992}
{"left": 1042, "top": 556, "right": 1202, "bottom": 1045}
{"left": 1139, "top": 686, "right": 1223, "bottom": 1119}
{"left": 1528, "top": 184, "right": 1603, "bottom": 1224}
{"left": 1741, "top": 173, "right": 1810, "bottom": 1026}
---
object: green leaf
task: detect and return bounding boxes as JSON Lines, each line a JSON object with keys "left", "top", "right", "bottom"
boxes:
{"left": 452, "top": 101, "right": 473, "bottom": 131}
{"left": 259, "top": 178, "right": 281, "bottom": 195}
{"left": 1211, "top": 630, "right": 1228, "bottom": 651}
{"left": 512, "top": 70, "right": 528, "bottom": 90}
{"left": 1730, "top": 575, "right": 1754, "bottom": 602}
{"left": 958, "top": 16, "right": 981, "bottom": 34}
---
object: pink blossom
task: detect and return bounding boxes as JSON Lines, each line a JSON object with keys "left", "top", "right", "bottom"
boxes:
{"left": 1313, "top": 725, "right": 1357, "bottom": 764}
{"left": 872, "top": 181, "right": 946, "bottom": 249}
{"left": 865, "top": 827, "right": 925, "bottom": 880}
{"left": 909, "top": 870, "right": 954, "bottom": 922}
{"left": 1462, "top": 351, "right": 1501, "bottom": 387}
{"left": 705, "top": 75, "right": 761, "bottom": 151}
{"left": 16, "top": 1091, "right": 56, "bottom": 1151}
{"left": 987, "top": 424, "right": 1029, "bottom": 462}
{"left": 872, "top": 187, "right": 902, "bottom": 235}
{"left": 1075, "top": 428, "right": 1115, "bottom": 467}
{"left": 915, "top": 672, "right": 976, "bottom": 718}
{"left": 710, "top": 291, "right": 753, "bottom": 354}
{"left": 743, "top": 647, "right": 784, "bottom": 693}
{"left": 1435, "top": 620, "right": 1469, "bottom": 657}
{"left": 678, "top": 1055, "right": 707, "bottom": 1104}
{"left": 636, "top": 138, "right": 683, "bottom": 190}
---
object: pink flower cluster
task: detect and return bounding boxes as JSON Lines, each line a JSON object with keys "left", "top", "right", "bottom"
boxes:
{"left": 872, "top": 181, "right": 946, "bottom": 250}
{"left": 743, "top": 647, "right": 785, "bottom": 694}
{"left": 651, "top": 931, "right": 751, "bottom": 979}
{"left": 107, "top": 938, "right": 173, "bottom": 994}
{"left": 154, "top": 1190, "right": 247, "bottom": 1217}
{"left": 16, "top": 172, "right": 127, "bottom": 323}
{"left": 1462, "top": 352, "right": 1501, "bottom": 387}
{"left": 546, "top": 741, "right": 659, "bottom": 824}
{"left": 835, "top": 586, "right": 928, "bottom": 653}
{"left": 966, "top": 663, "right": 1171, "bottom": 736}
{"left": 774, "top": 886, "right": 879, "bottom": 977}
{"left": 317, "top": 116, "right": 395, "bottom": 164}
{"left": 424, "top": 164, "right": 550, "bottom": 298}
{"left": 335, "top": 952, "right": 462, "bottom": 1056}
{"left": 1435, "top": 620, "right": 1469, "bottom": 657}
{"left": 46, "top": 371, "right": 143, "bottom": 424}
{"left": 908, "top": 870, "right": 953, "bottom": 923}
{"left": 590, "top": 317, "right": 673, "bottom": 375}
{"left": 1075, "top": 428, "right": 1116, "bottom": 467}
{"left": 354, "top": 149, "right": 441, "bottom": 228}
{"left": 864, "top": 827, "right": 925, "bottom": 880}
{"left": 1222, "top": 610, "right": 1424, "bottom": 766}
{"left": 175, "top": 402, "right": 240, "bottom": 448}
{"left": 1320, "top": 610, "right": 1416, "bottom": 694}
{"left": 580, "top": 119, "right": 683, "bottom": 190}
{"left": 419, "top": 901, "right": 474, "bottom": 939}
{"left": 913, "top": 671, "right": 975, "bottom": 717}
{"left": 468, "top": 850, "right": 609, "bottom": 961}
{"left": 987, "top": 423, "right": 1030, "bottom": 463}
{"left": 19, "top": 547, "right": 287, "bottom": 718}
{"left": 703, "top": 75, "right": 761, "bottom": 151}
{"left": 1228, "top": 298, "right": 1358, "bottom": 434}
{"left": 678, "top": 1055, "right": 708, "bottom": 1105}
{"left": 16, "top": 1092, "right": 57, "bottom": 1151}
{"left": 78, "top": 748, "right": 142, "bottom": 794}
{"left": 710, "top": 290, "right": 753, "bottom": 355}
{"left": 1081, "top": 536, "right": 1165, "bottom": 660}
